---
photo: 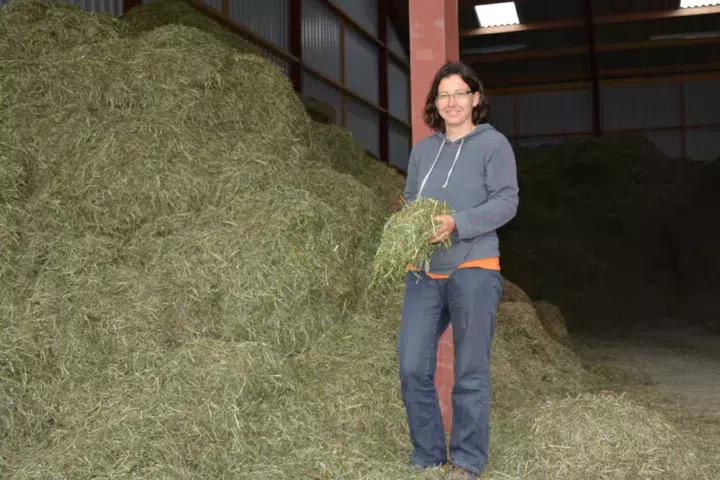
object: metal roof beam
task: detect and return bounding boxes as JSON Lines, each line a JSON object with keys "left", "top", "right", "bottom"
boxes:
{"left": 463, "top": 35, "right": 720, "bottom": 62}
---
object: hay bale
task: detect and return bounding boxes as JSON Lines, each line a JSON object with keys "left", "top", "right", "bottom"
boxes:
{"left": 501, "top": 278, "right": 531, "bottom": 304}
{"left": 533, "top": 300, "right": 568, "bottom": 343}
{"left": 490, "top": 393, "right": 707, "bottom": 479}
{"left": 372, "top": 197, "right": 452, "bottom": 284}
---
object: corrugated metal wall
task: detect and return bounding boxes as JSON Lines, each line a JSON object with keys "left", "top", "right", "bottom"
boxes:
{"left": 599, "top": 83, "right": 684, "bottom": 159}
{"left": 387, "top": 17, "right": 410, "bottom": 170}
{"left": 601, "top": 83, "right": 683, "bottom": 130}
{"left": 346, "top": 99, "right": 379, "bottom": 157}
{"left": 487, "top": 94, "right": 514, "bottom": 137}
{"left": 344, "top": 27, "right": 379, "bottom": 104}
{"left": 334, "top": 0, "right": 408, "bottom": 164}
{"left": 302, "top": 0, "right": 341, "bottom": 81}
{"left": 199, "top": 0, "right": 222, "bottom": 14}
{"left": 685, "top": 78, "right": 720, "bottom": 125}
{"left": 224, "top": 0, "right": 290, "bottom": 75}
{"left": 332, "top": 0, "right": 377, "bottom": 36}
{"left": 228, "top": 0, "right": 289, "bottom": 50}
{"left": 302, "top": 72, "right": 342, "bottom": 125}
{"left": 0, "top": 0, "right": 124, "bottom": 14}
{"left": 687, "top": 128, "right": 720, "bottom": 162}
{"left": 517, "top": 89, "right": 593, "bottom": 135}
{"left": 685, "top": 78, "right": 720, "bottom": 161}
{"left": 517, "top": 136, "right": 591, "bottom": 149}
{"left": 389, "top": 122, "right": 410, "bottom": 172}
{"left": 488, "top": 77, "right": 720, "bottom": 161}
{"left": 387, "top": 23, "right": 407, "bottom": 59}
{"left": 264, "top": 53, "right": 290, "bottom": 78}
{"left": 388, "top": 61, "right": 409, "bottom": 121}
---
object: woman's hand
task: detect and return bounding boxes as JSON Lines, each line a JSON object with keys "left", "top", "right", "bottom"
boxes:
{"left": 431, "top": 215, "right": 456, "bottom": 243}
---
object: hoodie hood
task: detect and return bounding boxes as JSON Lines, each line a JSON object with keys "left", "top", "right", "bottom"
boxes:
{"left": 434, "top": 123, "right": 495, "bottom": 144}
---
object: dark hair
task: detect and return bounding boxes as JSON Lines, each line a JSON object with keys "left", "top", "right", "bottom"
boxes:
{"left": 423, "top": 62, "right": 489, "bottom": 132}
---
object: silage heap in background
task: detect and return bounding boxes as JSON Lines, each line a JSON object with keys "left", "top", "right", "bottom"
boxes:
{"left": 0, "top": 0, "right": 391, "bottom": 474}
{"left": 677, "top": 158, "right": 720, "bottom": 332}
{"left": 499, "top": 137, "right": 705, "bottom": 333}
{"left": 0, "top": 0, "right": 716, "bottom": 478}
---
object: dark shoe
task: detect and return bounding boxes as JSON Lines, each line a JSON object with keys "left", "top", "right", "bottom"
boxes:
{"left": 445, "top": 466, "right": 479, "bottom": 479}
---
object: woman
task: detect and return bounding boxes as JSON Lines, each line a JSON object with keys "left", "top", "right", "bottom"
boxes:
{"left": 398, "top": 62, "right": 519, "bottom": 479}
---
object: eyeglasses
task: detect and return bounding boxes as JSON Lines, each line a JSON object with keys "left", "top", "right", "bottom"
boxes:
{"left": 436, "top": 91, "right": 473, "bottom": 103}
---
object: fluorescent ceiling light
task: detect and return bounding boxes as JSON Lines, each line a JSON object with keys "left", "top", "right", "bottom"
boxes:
{"left": 680, "top": 0, "right": 720, "bottom": 8}
{"left": 475, "top": 2, "right": 520, "bottom": 28}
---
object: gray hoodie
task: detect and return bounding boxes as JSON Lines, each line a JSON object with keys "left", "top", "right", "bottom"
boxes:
{"left": 404, "top": 123, "right": 519, "bottom": 276}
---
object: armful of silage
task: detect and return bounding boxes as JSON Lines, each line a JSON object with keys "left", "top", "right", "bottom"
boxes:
{"left": 371, "top": 197, "right": 453, "bottom": 285}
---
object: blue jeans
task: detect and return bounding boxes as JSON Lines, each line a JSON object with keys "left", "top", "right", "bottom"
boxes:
{"left": 398, "top": 268, "right": 503, "bottom": 474}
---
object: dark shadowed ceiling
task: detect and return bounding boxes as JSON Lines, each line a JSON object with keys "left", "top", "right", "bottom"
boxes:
{"left": 388, "top": 0, "right": 720, "bottom": 89}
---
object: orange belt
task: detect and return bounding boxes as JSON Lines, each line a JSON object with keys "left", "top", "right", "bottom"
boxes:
{"left": 407, "top": 257, "right": 500, "bottom": 279}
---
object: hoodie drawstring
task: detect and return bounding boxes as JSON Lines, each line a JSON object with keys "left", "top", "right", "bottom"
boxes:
{"left": 418, "top": 137, "right": 465, "bottom": 196}
{"left": 417, "top": 141, "right": 444, "bottom": 198}
{"left": 442, "top": 138, "right": 464, "bottom": 189}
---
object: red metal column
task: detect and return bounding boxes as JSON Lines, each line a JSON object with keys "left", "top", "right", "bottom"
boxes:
{"left": 410, "top": 0, "right": 459, "bottom": 142}
{"left": 409, "top": 0, "right": 459, "bottom": 433}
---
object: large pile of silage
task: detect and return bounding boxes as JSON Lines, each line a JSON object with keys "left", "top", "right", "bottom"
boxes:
{"left": 0, "top": 0, "right": 128, "bottom": 57}
{"left": 0, "top": 0, "right": 390, "bottom": 474}
{"left": 677, "top": 157, "right": 720, "bottom": 332}
{"left": 0, "top": 1, "right": 715, "bottom": 478}
{"left": 499, "top": 136, "right": 699, "bottom": 332}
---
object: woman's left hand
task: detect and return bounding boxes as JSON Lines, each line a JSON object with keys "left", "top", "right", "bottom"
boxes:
{"left": 431, "top": 215, "right": 456, "bottom": 243}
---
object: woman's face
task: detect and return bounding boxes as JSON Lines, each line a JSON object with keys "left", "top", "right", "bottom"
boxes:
{"left": 436, "top": 74, "right": 480, "bottom": 129}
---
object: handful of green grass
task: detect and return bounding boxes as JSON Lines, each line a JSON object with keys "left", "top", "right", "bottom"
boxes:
{"left": 372, "top": 197, "right": 453, "bottom": 284}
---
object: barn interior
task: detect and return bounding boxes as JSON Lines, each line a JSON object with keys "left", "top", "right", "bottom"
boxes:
{"left": 0, "top": 0, "right": 718, "bottom": 478}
